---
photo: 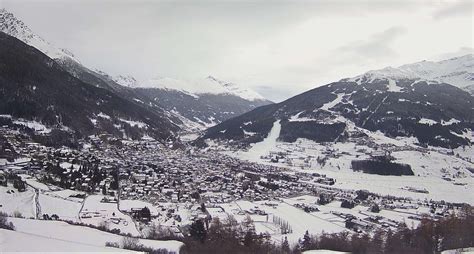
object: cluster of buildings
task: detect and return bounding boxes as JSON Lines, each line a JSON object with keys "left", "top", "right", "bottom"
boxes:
{"left": 0, "top": 127, "right": 467, "bottom": 237}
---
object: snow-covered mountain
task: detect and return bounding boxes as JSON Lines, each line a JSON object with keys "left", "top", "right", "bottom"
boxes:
{"left": 133, "top": 76, "right": 273, "bottom": 130}
{"left": 349, "top": 54, "right": 474, "bottom": 94}
{"left": 0, "top": 8, "right": 76, "bottom": 62}
{"left": 139, "top": 75, "right": 267, "bottom": 102}
{"left": 0, "top": 8, "right": 127, "bottom": 92}
{"left": 199, "top": 58, "right": 474, "bottom": 149}
{"left": 113, "top": 75, "right": 138, "bottom": 87}
{"left": 400, "top": 54, "right": 474, "bottom": 93}
{"left": 0, "top": 32, "right": 182, "bottom": 143}
{"left": 0, "top": 8, "right": 272, "bottom": 133}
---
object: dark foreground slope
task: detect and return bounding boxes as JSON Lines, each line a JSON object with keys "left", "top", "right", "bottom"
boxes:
{"left": 0, "top": 32, "right": 179, "bottom": 143}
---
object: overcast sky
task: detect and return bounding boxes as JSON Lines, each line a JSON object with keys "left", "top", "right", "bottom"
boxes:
{"left": 2, "top": 0, "right": 473, "bottom": 102}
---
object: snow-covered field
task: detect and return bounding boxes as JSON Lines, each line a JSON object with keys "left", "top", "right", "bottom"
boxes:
{"left": 239, "top": 200, "right": 346, "bottom": 244}
{"left": 81, "top": 195, "right": 140, "bottom": 236}
{"left": 220, "top": 119, "right": 474, "bottom": 204}
{"left": 441, "top": 247, "right": 474, "bottom": 254}
{"left": 0, "top": 185, "right": 36, "bottom": 218}
{"left": 2, "top": 217, "right": 183, "bottom": 253}
{"left": 240, "top": 120, "right": 281, "bottom": 161}
{"left": 285, "top": 195, "right": 422, "bottom": 228}
{"left": 0, "top": 229, "right": 135, "bottom": 252}
{"left": 207, "top": 194, "right": 430, "bottom": 245}
{"left": 21, "top": 174, "right": 51, "bottom": 191}
{"left": 207, "top": 199, "right": 347, "bottom": 244}
{"left": 303, "top": 250, "right": 349, "bottom": 254}
{"left": 39, "top": 191, "right": 82, "bottom": 221}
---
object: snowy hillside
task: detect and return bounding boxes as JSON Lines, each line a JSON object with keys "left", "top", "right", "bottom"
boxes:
{"left": 350, "top": 54, "right": 474, "bottom": 93}
{"left": 400, "top": 54, "right": 473, "bottom": 90}
{"left": 1, "top": 217, "right": 183, "bottom": 253}
{"left": 113, "top": 75, "right": 139, "bottom": 87}
{"left": 131, "top": 75, "right": 272, "bottom": 131}
{"left": 140, "top": 75, "right": 267, "bottom": 102}
{"left": 0, "top": 8, "right": 77, "bottom": 62}
{"left": 202, "top": 76, "right": 473, "bottom": 149}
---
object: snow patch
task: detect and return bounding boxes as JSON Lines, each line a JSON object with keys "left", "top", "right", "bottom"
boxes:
{"left": 13, "top": 119, "right": 51, "bottom": 134}
{"left": 387, "top": 79, "right": 403, "bottom": 92}
{"left": 97, "top": 112, "right": 111, "bottom": 120}
{"left": 118, "top": 118, "right": 147, "bottom": 128}
{"left": 418, "top": 118, "right": 438, "bottom": 125}
{"left": 321, "top": 93, "right": 345, "bottom": 111}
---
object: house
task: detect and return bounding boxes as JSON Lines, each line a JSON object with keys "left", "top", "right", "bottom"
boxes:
{"left": 131, "top": 207, "right": 151, "bottom": 222}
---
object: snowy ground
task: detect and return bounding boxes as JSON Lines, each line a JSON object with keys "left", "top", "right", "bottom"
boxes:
{"left": 3, "top": 217, "right": 183, "bottom": 253}
{"left": 0, "top": 229, "right": 135, "bottom": 252}
{"left": 0, "top": 177, "right": 87, "bottom": 221}
{"left": 303, "top": 250, "right": 349, "bottom": 254}
{"left": 284, "top": 195, "right": 422, "bottom": 228}
{"left": 81, "top": 195, "right": 140, "bottom": 236}
{"left": 39, "top": 191, "right": 82, "bottom": 221}
{"left": 0, "top": 185, "right": 36, "bottom": 218}
{"left": 208, "top": 194, "right": 430, "bottom": 245}
{"left": 239, "top": 120, "right": 281, "bottom": 161}
{"left": 20, "top": 174, "right": 51, "bottom": 191}
{"left": 441, "top": 247, "right": 474, "bottom": 254}
{"left": 210, "top": 200, "right": 347, "bottom": 244}
{"left": 219, "top": 119, "right": 474, "bottom": 204}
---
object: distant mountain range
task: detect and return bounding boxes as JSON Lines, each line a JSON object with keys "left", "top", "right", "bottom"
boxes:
{"left": 0, "top": 8, "right": 271, "bottom": 134}
{"left": 365, "top": 55, "right": 474, "bottom": 94}
{"left": 0, "top": 32, "right": 181, "bottom": 144}
{"left": 199, "top": 58, "right": 474, "bottom": 149}
{"left": 130, "top": 76, "right": 272, "bottom": 130}
{"left": 0, "top": 8, "right": 472, "bottom": 148}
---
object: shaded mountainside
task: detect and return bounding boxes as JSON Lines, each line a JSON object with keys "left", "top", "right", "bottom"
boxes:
{"left": 55, "top": 57, "right": 128, "bottom": 93}
{"left": 199, "top": 73, "right": 474, "bottom": 149}
{"left": 134, "top": 87, "right": 272, "bottom": 129}
{"left": 0, "top": 8, "right": 272, "bottom": 131}
{"left": 130, "top": 76, "right": 273, "bottom": 130}
{"left": 1, "top": 8, "right": 138, "bottom": 96}
{"left": 0, "top": 8, "right": 75, "bottom": 61}
{"left": 0, "top": 32, "right": 180, "bottom": 143}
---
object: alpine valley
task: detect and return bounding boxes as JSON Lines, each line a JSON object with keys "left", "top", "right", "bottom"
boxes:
{"left": 0, "top": 8, "right": 271, "bottom": 142}
{"left": 0, "top": 6, "right": 473, "bottom": 254}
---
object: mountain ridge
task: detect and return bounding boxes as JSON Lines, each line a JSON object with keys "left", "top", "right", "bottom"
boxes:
{"left": 345, "top": 54, "right": 474, "bottom": 94}
{"left": 137, "top": 75, "right": 269, "bottom": 102}
{"left": 0, "top": 31, "right": 181, "bottom": 144}
{"left": 0, "top": 8, "right": 77, "bottom": 62}
{"left": 199, "top": 60, "right": 474, "bottom": 149}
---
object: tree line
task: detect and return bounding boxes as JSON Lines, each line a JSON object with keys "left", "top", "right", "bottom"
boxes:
{"left": 170, "top": 205, "right": 473, "bottom": 254}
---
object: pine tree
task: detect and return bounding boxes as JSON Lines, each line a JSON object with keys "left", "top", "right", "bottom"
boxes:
{"left": 243, "top": 230, "right": 255, "bottom": 247}
{"left": 190, "top": 219, "right": 207, "bottom": 243}
{"left": 301, "top": 230, "right": 312, "bottom": 251}
{"left": 282, "top": 236, "right": 291, "bottom": 253}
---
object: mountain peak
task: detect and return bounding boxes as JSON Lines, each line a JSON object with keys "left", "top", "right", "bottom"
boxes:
{"left": 203, "top": 75, "right": 267, "bottom": 101}
{"left": 113, "top": 75, "right": 138, "bottom": 87}
{"left": 0, "top": 8, "right": 77, "bottom": 62}
{"left": 140, "top": 75, "right": 268, "bottom": 102}
{"left": 206, "top": 75, "right": 219, "bottom": 82}
{"left": 346, "top": 54, "right": 473, "bottom": 92}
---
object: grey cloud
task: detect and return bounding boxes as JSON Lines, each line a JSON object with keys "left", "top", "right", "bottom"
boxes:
{"left": 2, "top": 0, "right": 471, "bottom": 102}
{"left": 254, "top": 85, "right": 299, "bottom": 103}
{"left": 434, "top": 47, "right": 474, "bottom": 61}
{"left": 433, "top": 0, "right": 473, "bottom": 20}
{"left": 339, "top": 27, "right": 406, "bottom": 62}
